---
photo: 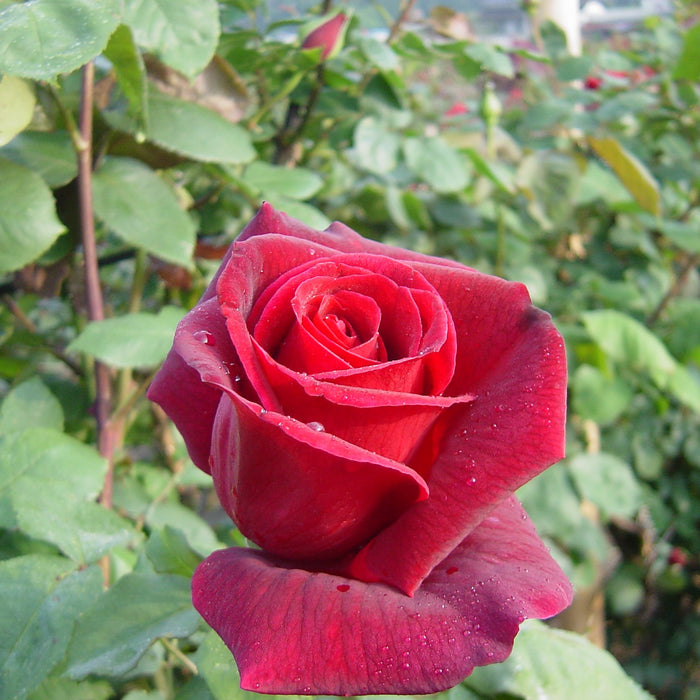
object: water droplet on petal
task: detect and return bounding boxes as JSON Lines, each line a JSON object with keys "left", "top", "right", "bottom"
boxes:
{"left": 307, "top": 421, "right": 325, "bottom": 431}
{"left": 446, "top": 566, "right": 459, "bottom": 575}
{"left": 193, "top": 330, "right": 215, "bottom": 345}
{"left": 336, "top": 584, "right": 350, "bottom": 592}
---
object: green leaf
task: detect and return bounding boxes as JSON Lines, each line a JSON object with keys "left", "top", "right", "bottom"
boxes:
{"left": 0, "top": 427, "right": 132, "bottom": 563}
{"left": 667, "top": 365, "right": 700, "bottom": 414}
{"left": 0, "top": 0, "right": 121, "bottom": 80}
{"left": 65, "top": 572, "right": 200, "bottom": 678}
{"left": 92, "top": 157, "right": 196, "bottom": 266}
{"left": 540, "top": 20, "right": 569, "bottom": 61}
{"left": 67, "top": 306, "right": 185, "bottom": 369}
{"left": 588, "top": 137, "right": 660, "bottom": 216}
{"left": 145, "top": 92, "right": 255, "bottom": 164}
{"left": 464, "top": 147, "right": 514, "bottom": 193}
{"left": 571, "top": 364, "right": 633, "bottom": 425}
{"left": 358, "top": 37, "right": 400, "bottom": 71}
{"left": 0, "top": 376, "right": 64, "bottom": 434}
{"left": 123, "top": 0, "right": 220, "bottom": 77}
{"left": 195, "top": 629, "right": 307, "bottom": 700}
{"left": 465, "top": 619, "right": 654, "bottom": 699}
{"left": 147, "top": 501, "right": 223, "bottom": 559}
{"left": 555, "top": 55, "right": 593, "bottom": 82}
{"left": 582, "top": 310, "right": 676, "bottom": 385}
{"left": 103, "top": 24, "right": 148, "bottom": 124}
{"left": 0, "top": 130, "right": 78, "bottom": 187}
{"left": 0, "top": 556, "right": 102, "bottom": 700}
{"left": 0, "top": 158, "right": 66, "bottom": 273}
{"left": 27, "top": 677, "right": 113, "bottom": 700}
{"left": 352, "top": 116, "right": 400, "bottom": 175}
{"left": 582, "top": 310, "right": 700, "bottom": 411}
{"left": 465, "top": 42, "right": 514, "bottom": 78}
{"left": 0, "top": 75, "right": 34, "bottom": 147}
{"left": 653, "top": 216, "right": 700, "bottom": 254}
{"left": 403, "top": 137, "right": 469, "bottom": 193}
{"left": 672, "top": 23, "right": 700, "bottom": 80}
{"left": 145, "top": 526, "right": 202, "bottom": 577}
{"left": 568, "top": 453, "right": 642, "bottom": 520}
{"left": 243, "top": 161, "right": 323, "bottom": 200}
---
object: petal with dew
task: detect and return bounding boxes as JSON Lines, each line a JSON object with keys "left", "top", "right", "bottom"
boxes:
{"left": 210, "top": 391, "right": 429, "bottom": 561}
{"left": 192, "top": 496, "right": 572, "bottom": 696}
{"left": 348, "top": 271, "right": 567, "bottom": 594}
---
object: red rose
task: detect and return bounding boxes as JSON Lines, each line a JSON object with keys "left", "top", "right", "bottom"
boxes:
{"left": 148, "top": 203, "right": 571, "bottom": 695}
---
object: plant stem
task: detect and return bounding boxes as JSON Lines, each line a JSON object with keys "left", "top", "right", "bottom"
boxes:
{"left": 77, "top": 62, "right": 115, "bottom": 510}
{"left": 387, "top": 0, "right": 418, "bottom": 44}
{"left": 646, "top": 251, "right": 699, "bottom": 327}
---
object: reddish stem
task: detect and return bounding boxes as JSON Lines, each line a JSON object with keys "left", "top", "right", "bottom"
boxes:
{"left": 78, "top": 62, "right": 115, "bottom": 508}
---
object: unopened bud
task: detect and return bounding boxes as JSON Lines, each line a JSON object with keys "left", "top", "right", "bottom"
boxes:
{"left": 480, "top": 81, "right": 502, "bottom": 127}
{"left": 302, "top": 12, "right": 348, "bottom": 60}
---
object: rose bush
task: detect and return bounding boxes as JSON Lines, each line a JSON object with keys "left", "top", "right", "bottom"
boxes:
{"left": 148, "top": 203, "right": 572, "bottom": 695}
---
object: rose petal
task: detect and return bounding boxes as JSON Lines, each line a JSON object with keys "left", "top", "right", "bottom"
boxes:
{"left": 211, "top": 390, "right": 429, "bottom": 561}
{"left": 192, "top": 496, "right": 572, "bottom": 696}
{"left": 237, "top": 203, "right": 468, "bottom": 271}
{"left": 249, "top": 344, "right": 473, "bottom": 468}
{"left": 147, "top": 298, "right": 239, "bottom": 472}
{"left": 348, "top": 274, "right": 567, "bottom": 594}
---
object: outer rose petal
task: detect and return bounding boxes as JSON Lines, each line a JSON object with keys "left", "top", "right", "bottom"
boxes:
{"left": 192, "top": 496, "right": 572, "bottom": 696}
{"left": 348, "top": 277, "right": 567, "bottom": 594}
{"left": 211, "top": 389, "right": 429, "bottom": 561}
{"left": 238, "top": 202, "right": 467, "bottom": 269}
{"left": 147, "top": 298, "right": 238, "bottom": 472}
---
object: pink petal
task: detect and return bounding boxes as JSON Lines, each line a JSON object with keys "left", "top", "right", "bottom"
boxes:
{"left": 348, "top": 270, "right": 567, "bottom": 594}
{"left": 210, "top": 390, "right": 429, "bottom": 561}
{"left": 192, "top": 496, "right": 572, "bottom": 696}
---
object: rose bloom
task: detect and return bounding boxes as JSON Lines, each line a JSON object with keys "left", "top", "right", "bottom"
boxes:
{"left": 148, "top": 204, "right": 571, "bottom": 695}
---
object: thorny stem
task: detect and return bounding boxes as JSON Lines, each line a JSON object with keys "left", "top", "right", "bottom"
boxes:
{"left": 78, "top": 63, "right": 116, "bottom": 519}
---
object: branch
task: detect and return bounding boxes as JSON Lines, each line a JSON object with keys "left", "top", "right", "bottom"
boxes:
{"left": 77, "top": 62, "right": 116, "bottom": 508}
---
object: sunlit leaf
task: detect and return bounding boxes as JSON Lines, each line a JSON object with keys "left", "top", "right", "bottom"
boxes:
{"left": 588, "top": 137, "right": 660, "bottom": 215}
{"left": 0, "top": 556, "right": 102, "bottom": 700}
{"left": 68, "top": 306, "right": 186, "bottom": 369}
{"left": 0, "top": 75, "right": 34, "bottom": 147}
{"left": 0, "top": 158, "right": 65, "bottom": 273}
{"left": 92, "top": 156, "right": 196, "bottom": 266}
{"left": 0, "top": 0, "right": 121, "bottom": 80}
{"left": 123, "top": 0, "right": 220, "bottom": 77}
{"left": 65, "top": 573, "right": 200, "bottom": 678}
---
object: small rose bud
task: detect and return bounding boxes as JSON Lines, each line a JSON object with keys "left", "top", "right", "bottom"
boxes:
{"left": 584, "top": 75, "right": 602, "bottom": 90}
{"left": 302, "top": 12, "right": 348, "bottom": 60}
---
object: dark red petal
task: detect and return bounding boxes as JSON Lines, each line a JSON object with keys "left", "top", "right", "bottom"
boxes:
{"left": 210, "top": 391, "right": 428, "bottom": 561}
{"left": 250, "top": 342, "right": 473, "bottom": 467}
{"left": 192, "top": 496, "right": 572, "bottom": 696}
{"left": 237, "top": 203, "right": 469, "bottom": 270}
{"left": 147, "top": 297, "right": 239, "bottom": 473}
{"left": 347, "top": 277, "right": 567, "bottom": 594}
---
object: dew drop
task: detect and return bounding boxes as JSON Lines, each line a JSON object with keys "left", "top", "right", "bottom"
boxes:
{"left": 336, "top": 584, "right": 350, "bottom": 592}
{"left": 193, "top": 330, "right": 215, "bottom": 345}
{"left": 401, "top": 662, "right": 411, "bottom": 669}
{"left": 469, "top": 477, "right": 477, "bottom": 484}
{"left": 307, "top": 421, "right": 325, "bottom": 431}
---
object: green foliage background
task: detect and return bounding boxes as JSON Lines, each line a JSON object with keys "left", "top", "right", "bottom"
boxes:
{"left": 0, "top": 1, "right": 698, "bottom": 699}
